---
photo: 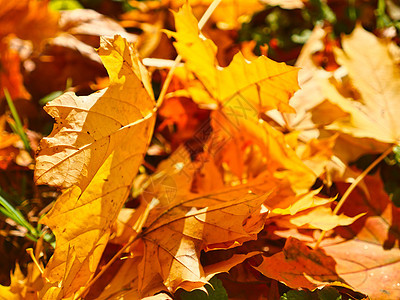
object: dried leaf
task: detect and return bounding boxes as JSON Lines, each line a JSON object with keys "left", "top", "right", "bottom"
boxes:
{"left": 59, "top": 9, "right": 137, "bottom": 46}
{"left": 254, "top": 237, "right": 342, "bottom": 291}
{"left": 323, "top": 25, "right": 400, "bottom": 145}
{"left": 34, "top": 35, "right": 155, "bottom": 189}
{"left": 36, "top": 35, "right": 156, "bottom": 298}
{"left": 277, "top": 206, "right": 364, "bottom": 231}
{"left": 257, "top": 174, "right": 400, "bottom": 299}
{"left": 135, "top": 173, "right": 272, "bottom": 296}
{"left": 168, "top": 4, "right": 299, "bottom": 115}
{"left": 211, "top": 111, "right": 317, "bottom": 193}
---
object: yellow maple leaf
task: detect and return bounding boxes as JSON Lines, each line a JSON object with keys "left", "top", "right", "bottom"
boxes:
{"left": 323, "top": 25, "right": 400, "bottom": 145}
{"left": 35, "top": 36, "right": 155, "bottom": 189}
{"left": 273, "top": 205, "right": 365, "bottom": 231}
{"left": 167, "top": 4, "right": 299, "bottom": 115}
{"left": 34, "top": 35, "right": 156, "bottom": 298}
{"left": 269, "top": 188, "right": 332, "bottom": 216}
{"left": 0, "top": 262, "right": 42, "bottom": 300}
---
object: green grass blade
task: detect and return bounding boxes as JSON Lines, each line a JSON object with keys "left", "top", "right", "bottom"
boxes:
{"left": 0, "top": 194, "right": 37, "bottom": 237}
{"left": 3, "top": 88, "right": 32, "bottom": 152}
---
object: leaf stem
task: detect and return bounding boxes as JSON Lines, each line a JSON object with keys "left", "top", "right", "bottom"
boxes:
{"left": 197, "top": 0, "right": 222, "bottom": 29}
{"left": 27, "top": 248, "right": 45, "bottom": 276}
{"left": 156, "top": 0, "right": 222, "bottom": 109}
{"left": 315, "top": 145, "right": 394, "bottom": 248}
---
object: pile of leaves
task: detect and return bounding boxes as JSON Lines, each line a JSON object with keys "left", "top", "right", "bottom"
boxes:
{"left": 1, "top": 0, "right": 400, "bottom": 299}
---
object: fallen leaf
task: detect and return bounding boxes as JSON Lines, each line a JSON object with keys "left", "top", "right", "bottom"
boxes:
{"left": 168, "top": 4, "right": 299, "bottom": 115}
{"left": 253, "top": 237, "right": 343, "bottom": 291}
{"left": 87, "top": 256, "right": 142, "bottom": 300}
{"left": 134, "top": 170, "right": 273, "bottom": 296}
{"left": 50, "top": 33, "right": 102, "bottom": 64}
{"left": 34, "top": 35, "right": 155, "bottom": 189}
{"left": 59, "top": 9, "right": 137, "bottom": 47}
{"left": 35, "top": 35, "right": 156, "bottom": 298}
{"left": 323, "top": 25, "right": 400, "bottom": 145}
{"left": 158, "top": 92, "right": 210, "bottom": 149}
{"left": 276, "top": 205, "right": 364, "bottom": 231}
{"left": 25, "top": 33, "right": 107, "bottom": 100}
{"left": 269, "top": 189, "right": 332, "bottom": 216}
{"left": 210, "top": 111, "right": 317, "bottom": 193}
{"left": 264, "top": 24, "right": 333, "bottom": 142}
{"left": 257, "top": 174, "right": 400, "bottom": 299}
{"left": 0, "top": 262, "right": 43, "bottom": 300}
{"left": 296, "top": 136, "right": 336, "bottom": 178}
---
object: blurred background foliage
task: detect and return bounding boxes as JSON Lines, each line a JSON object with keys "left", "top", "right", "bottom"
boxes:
{"left": 0, "top": 0, "right": 399, "bottom": 297}
{"left": 49, "top": 0, "right": 400, "bottom": 64}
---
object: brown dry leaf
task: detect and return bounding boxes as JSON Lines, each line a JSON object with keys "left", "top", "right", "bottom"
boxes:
{"left": 0, "top": 116, "right": 37, "bottom": 169}
{"left": 25, "top": 33, "right": 107, "bottom": 100}
{"left": 0, "top": 0, "right": 59, "bottom": 46}
{"left": 50, "top": 33, "right": 102, "bottom": 64}
{"left": 323, "top": 25, "right": 400, "bottom": 146}
{"left": 265, "top": 24, "right": 341, "bottom": 153}
{"left": 35, "top": 35, "right": 156, "bottom": 298}
{"left": 139, "top": 147, "right": 193, "bottom": 207}
{"left": 134, "top": 171, "right": 273, "bottom": 296}
{"left": 217, "top": 262, "right": 281, "bottom": 299}
{"left": 59, "top": 9, "right": 137, "bottom": 48}
{"left": 168, "top": 4, "right": 299, "bottom": 115}
{"left": 95, "top": 246, "right": 257, "bottom": 298}
{"left": 270, "top": 25, "right": 387, "bottom": 179}
{"left": 111, "top": 207, "right": 146, "bottom": 245}
{"left": 257, "top": 174, "right": 400, "bottom": 299}
{"left": 266, "top": 186, "right": 362, "bottom": 232}
{"left": 253, "top": 237, "right": 343, "bottom": 290}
